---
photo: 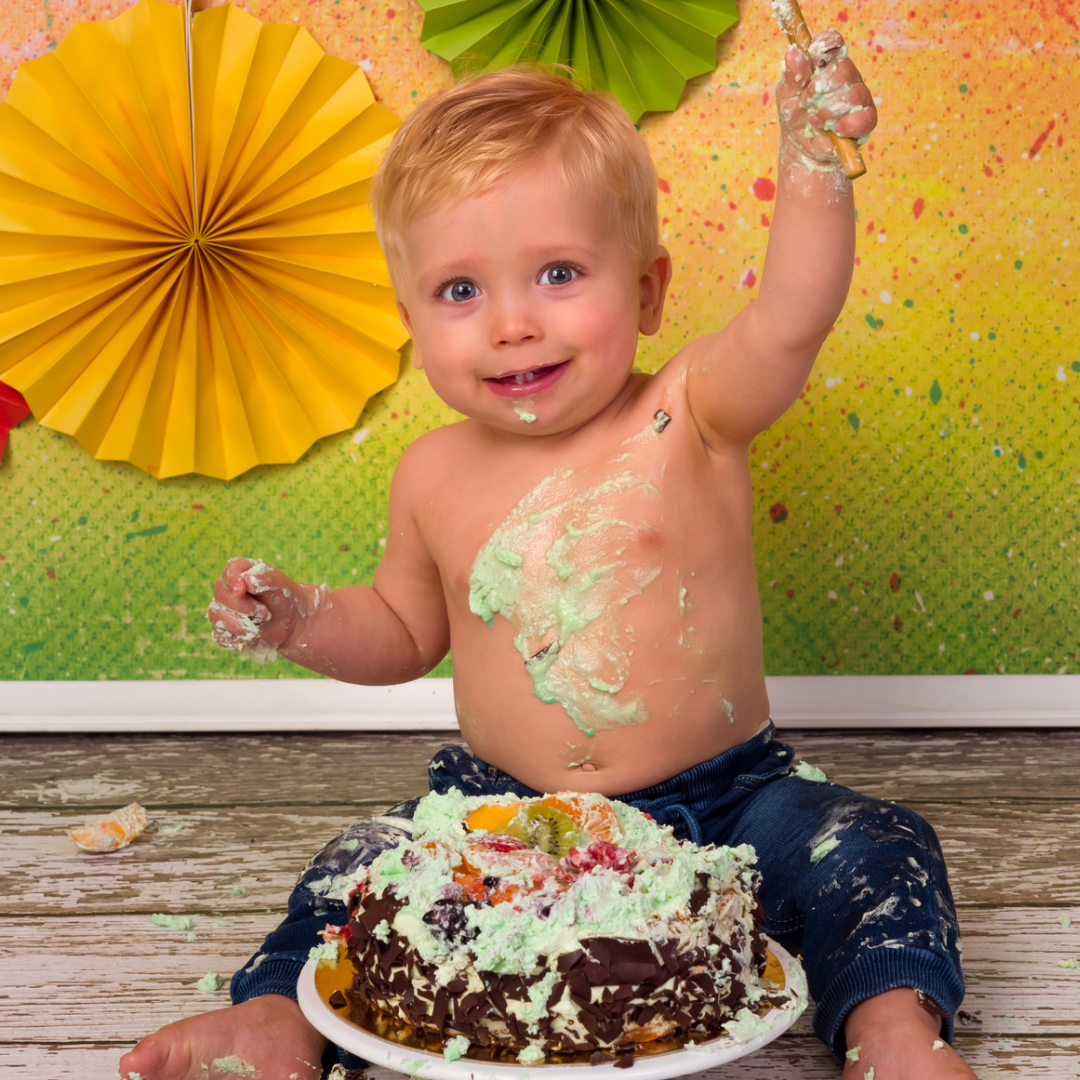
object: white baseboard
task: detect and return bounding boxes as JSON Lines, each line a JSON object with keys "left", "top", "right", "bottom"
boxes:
{"left": 1, "top": 675, "right": 1078, "bottom": 732}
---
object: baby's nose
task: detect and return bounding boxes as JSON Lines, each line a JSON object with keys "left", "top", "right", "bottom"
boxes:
{"left": 490, "top": 295, "right": 541, "bottom": 346}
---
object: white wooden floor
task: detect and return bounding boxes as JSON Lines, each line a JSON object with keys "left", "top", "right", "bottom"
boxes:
{"left": 2, "top": 729, "right": 1079, "bottom": 1078}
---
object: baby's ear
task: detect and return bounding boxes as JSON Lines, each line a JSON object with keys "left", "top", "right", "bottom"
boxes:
{"left": 638, "top": 246, "right": 672, "bottom": 336}
{"left": 396, "top": 301, "right": 423, "bottom": 369}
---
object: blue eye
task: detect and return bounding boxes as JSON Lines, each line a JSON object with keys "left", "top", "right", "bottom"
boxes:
{"left": 541, "top": 265, "right": 576, "bottom": 286}
{"left": 442, "top": 280, "right": 479, "bottom": 302}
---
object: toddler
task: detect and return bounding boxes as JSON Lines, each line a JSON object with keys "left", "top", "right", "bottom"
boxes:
{"left": 121, "top": 40, "right": 978, "bottom": 1080}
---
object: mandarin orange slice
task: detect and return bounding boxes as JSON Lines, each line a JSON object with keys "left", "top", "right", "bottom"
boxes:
{"left": 541, "top": 793, "right": 622, "bottom": 844}
{"left": 463, "top": 801, "right": 522, "bottom": 834}
{"left": 64, "top": 801, "right": 149, "bottom": 852}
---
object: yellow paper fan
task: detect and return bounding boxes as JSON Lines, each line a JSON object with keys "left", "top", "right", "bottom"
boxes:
{"left": 0, "top": 0, "right": 407, "bottom": 480}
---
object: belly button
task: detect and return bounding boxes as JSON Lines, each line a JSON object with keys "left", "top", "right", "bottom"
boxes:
{"left": 578, "top": 762, "right": 598, "bottom": 772}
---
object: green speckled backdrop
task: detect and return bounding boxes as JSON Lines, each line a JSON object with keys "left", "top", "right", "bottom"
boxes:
{"left": 1, "top": 0, "right": 1077, "bottom": 680}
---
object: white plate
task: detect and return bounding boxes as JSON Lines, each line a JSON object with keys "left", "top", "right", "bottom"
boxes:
{"left": 298, "top": 940, "right": 806, "bottom": 1080}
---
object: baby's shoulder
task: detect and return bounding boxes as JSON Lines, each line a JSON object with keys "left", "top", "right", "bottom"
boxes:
{"left": 395, "top": 420, "right": 463, "bottom": 469}
{"left": 391, "top": 420, "right": 488, "bottom": 495}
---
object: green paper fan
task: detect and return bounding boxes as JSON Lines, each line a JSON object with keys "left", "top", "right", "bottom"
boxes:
{"left": 418, "top": 0, "right": 739, "bottom": 120}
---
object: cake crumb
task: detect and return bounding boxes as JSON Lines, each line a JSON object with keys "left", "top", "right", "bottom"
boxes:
{"left": 150, "top": 913, "right": 195, "bottom": 931}
{"left": 1060, "top": 912, "right": 1073, "bottom": 928}
{"left": 932, "top": 1039, "right": 945, "bottom": 1050}
{"left": 308, "top": 941, "right": 339, "bottom": 964}
{"left": 846, "top": 1044, "right": 861, "bottom": 1063}
{"left": 794, "top": 760, "right": 828, "bottom": 783}
{"left": 864, "top": 1069, "right": 875, "bottom": 1080}
{"left": 516, "top": 1045, "right": 545, "bottom": 1064}
{"left": 196, "top": 972, "right": 224, "bottom": 993}
{"left": 210, "top": 1057, "right": 257, "bottom": 1076}
{"left": 444, "top": 1035, "right": 471, "bottom": 1062}
{"left": 1057, "top": 958, "right": 1080, "bottom": 969}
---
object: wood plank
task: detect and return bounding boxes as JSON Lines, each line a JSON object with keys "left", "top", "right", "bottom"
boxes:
{"left": 2, "top": 800, "right": 1078, "bottom": 914}
{"left": 0, "top": 733, "right": 456, "bottom": 810}
{"left": 1, "top": 1036, "right": 1078, "bottom": 1080}
{"left": 2, "top": 910, "right": 1076, "bottom": 1043}
{"left": 0, "top": 804, "right": 372, "bottom": 913}
{"left": 2, "top": 730, "right": 1079, "bottom": 810}
{"left": 774, "top": 729, "right": 1080, "bottom": 803}
{"left": 1, "top": 913, "right": 281, "bottom": 1042}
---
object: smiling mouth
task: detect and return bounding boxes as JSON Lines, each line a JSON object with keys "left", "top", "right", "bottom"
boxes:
{"left": 490, "top": 362, "right": 564, "bottom": 385}
{"left": 484, "top": 360, "right": 569, "bottom": 397}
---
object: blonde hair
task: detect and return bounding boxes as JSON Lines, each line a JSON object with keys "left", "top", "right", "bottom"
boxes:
{"left": 371, "top": 68, "right": 659, "bottom": 287}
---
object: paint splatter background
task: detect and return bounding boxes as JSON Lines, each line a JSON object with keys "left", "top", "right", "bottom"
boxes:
{"left": 1, "top": 0, "right": 1076, "bottom": 681}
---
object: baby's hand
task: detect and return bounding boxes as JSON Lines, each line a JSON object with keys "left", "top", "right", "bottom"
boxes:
{"left": 776, "top": 30, "right": 877, "bottom": 168}
{"left": 207, "top": 557, "right": 324, "bottom": 655}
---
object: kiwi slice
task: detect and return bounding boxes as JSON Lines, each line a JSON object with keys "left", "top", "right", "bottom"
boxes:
{"left": 503, "top": 805, "right": 584, "bottom": 858}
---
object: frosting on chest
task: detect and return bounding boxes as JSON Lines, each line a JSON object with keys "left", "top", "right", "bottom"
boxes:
{"left": 468, "top": 423, "right": 670, "bottom": 736}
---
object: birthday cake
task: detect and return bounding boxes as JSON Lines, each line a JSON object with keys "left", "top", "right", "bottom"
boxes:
{"left": 340, "top": 789, "right": 768, "bottom": 1063}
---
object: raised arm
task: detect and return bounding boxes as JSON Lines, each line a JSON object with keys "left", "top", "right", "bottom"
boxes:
{"left": 207, "top": 442, "right": 450, "bottom": 684}
{"left": 684, "top": 30, "right": 877, "bottom": 448}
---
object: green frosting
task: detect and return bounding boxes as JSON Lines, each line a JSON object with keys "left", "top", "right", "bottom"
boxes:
{"left": 209, "top": 1057, "right": 257, "bottom": 1076}
{"left": 196, "top": 972, "right": 224, "bottom": 993}
{"left": 721, "top": 1007, "right": 773, "bottom": 1044}
{"left": 810, "top": 837, "right": 841, "bottom": 863}
{"left": 150, "top": 913, "right": 194, "bottom": 931}
{"left": 443, "top": 1035, "right": 471, "bottom": 1062}
{"left": 309, "top": 941, "right": 339, "bottom": 963}
{"left": 467, "top": 463, "right": 663, "bottom": 736}
{"left": 794, "top": 760, "right": 828, "bottom": 783}
{"left": 308, "top": 876, "right": 335, "bottom": 896}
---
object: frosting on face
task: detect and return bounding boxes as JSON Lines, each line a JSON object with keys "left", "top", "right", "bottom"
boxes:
{"left": 468, "top": 453, "right": 663, "bottom": 736}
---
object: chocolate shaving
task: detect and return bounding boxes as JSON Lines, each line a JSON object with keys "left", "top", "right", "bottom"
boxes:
{"left": 557, "top": 948, "right": 585, "bottom": 972}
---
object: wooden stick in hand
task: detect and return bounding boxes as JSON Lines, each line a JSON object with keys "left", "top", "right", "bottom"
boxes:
{"left": 771, "top": 0, "right": 867, "bottom": 179}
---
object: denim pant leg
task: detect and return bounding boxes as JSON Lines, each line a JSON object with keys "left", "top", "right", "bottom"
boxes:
{"left": 617, "top": 731, "right": 964, "bottom": 1064}
{"left": 230, "top": 797, "right": 422, "bottom": 1070}
{"left": 697, "top": 770, "right": 965, "bottom": 1061}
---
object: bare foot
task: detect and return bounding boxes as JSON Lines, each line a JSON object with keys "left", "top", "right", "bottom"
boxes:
{"left": 843, "top": 988, "right": 979, "bottom": 1080}
{"left": 118, "top": 995, "right": 329, "bottom": 1080}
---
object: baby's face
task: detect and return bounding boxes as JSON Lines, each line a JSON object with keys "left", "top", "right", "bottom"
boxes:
{"left": 393, "top": 161, "right": 667, "bottom": 436}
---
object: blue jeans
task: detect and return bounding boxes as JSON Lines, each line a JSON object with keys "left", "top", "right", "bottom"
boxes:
{"left": 232, "top": 724, "right": 964, "bottom": 1066}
